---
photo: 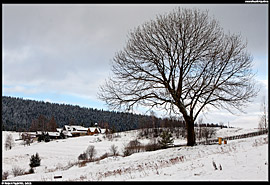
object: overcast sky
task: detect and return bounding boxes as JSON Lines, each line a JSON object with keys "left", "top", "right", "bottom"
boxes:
{"left": 2, "top": 4, "right": 268, "bottom": 128}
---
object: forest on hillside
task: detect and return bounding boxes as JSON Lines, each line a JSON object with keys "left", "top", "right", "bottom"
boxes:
{"left": 2, "top": 96, "right": 187, "bottom": 132}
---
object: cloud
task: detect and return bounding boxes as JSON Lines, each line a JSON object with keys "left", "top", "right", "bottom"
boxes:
{"left": 3, "top": 4, "right": 268, "bottom": 128}
{"left": 3, "top": 85, "right": 40, "bottom": 95}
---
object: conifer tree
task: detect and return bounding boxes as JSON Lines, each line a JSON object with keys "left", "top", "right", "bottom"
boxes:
{"left": 29, "top": 153, "right": 41, "bottom": 168}
{"left": 158, "top": 130, "right": 174, "bottom": 149}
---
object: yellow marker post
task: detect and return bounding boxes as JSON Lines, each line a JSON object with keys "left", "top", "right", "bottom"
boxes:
{"left": 218, "top": 137, "right": 222, "bottom": 145}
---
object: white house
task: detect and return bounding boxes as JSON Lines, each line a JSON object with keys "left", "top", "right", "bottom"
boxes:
{"left": 62, "top": 125, "right": 88, "bottom": 137}
{"left": 59, "top": 124, "right": 110, "bottom": 137}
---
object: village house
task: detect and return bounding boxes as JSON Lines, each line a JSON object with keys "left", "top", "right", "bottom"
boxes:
{"left": 61, "top": 123, "right": 110, "bottom": 137}
{"left": 20, "top": 124, "right": 110, "bottom": 142}
{"left": 35, "top": 131, "right": 62, "bottom": 140}
{"left": 63, "top": 125, "right": 89, "bottom": 137}
{"left": 20, "top": 132, "right": 37, "bottom": 142}
{"left": 47, "top": 132, "right": 61, "bottom": 139}
{"left": 87, "top": 127, "right": 100, "bottom": 135}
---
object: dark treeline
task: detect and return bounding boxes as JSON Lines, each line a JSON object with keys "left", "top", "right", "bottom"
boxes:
{"left": 2, "top": 96, "right": 186, "bottom": 132}
{"left": 2, "top": 96, "right": 226, "bottom": 132}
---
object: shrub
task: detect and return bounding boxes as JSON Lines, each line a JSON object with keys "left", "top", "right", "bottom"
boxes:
{"left": 145, "top": 139, "right": 162, "bottom": 151}
{"left": 38, "top": 134, "right": 44, "bottom": 142}
{"left": 123, "top": 139, "right": 145, "bottom": 156}
{"left": 128, "top": 139, "right": 142, "bottom": 153}
{"left": 28, "top": 168, "right": 35, "bottom": 174}
{"left": 38, "top": 133, "right": 50, "bottom": 142}
{"left": 201, "top": 127, "right": 216, "bottom": 143}
{"left": 123, "top": 146, "right": 133, "bottom": 157}
{"left": 29, "top": 153, "right": 41, "bottom": 168}
{"left": 78, "top": 152, "right": 87, "bottom": 161}
{"left": 12, "top": 166, "right": 25, "bottom": 177}
{"left": 44, "top": 134, "right": 50, "bottom": 142}
{"left": 110, "top": 144, "right": 119, "bottom": 156}
{"left": 25, "top": 138, "right": 32, "bottom": 146}
{"left": 86, "top": 145, "right": 97, "bottom": 162}
{"left": 2, "top": 171, "right": 9, "bottom": 180}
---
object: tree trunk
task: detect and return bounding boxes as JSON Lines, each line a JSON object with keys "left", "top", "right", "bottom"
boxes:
{"left": 184, "top": 116, "right": 196, "bottom": 146}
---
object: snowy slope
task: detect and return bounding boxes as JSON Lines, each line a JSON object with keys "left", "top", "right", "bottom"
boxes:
{"left": 2, "top": 128, "right": 268, "bottom": 181}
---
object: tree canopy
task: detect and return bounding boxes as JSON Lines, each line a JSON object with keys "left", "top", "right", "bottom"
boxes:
{"left": 99, "top": 8, "right": 258, "bottom": 146}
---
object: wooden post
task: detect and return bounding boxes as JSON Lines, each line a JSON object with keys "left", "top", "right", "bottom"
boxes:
{"left": 218, "top": 137, "right": 222, "bottom": 145}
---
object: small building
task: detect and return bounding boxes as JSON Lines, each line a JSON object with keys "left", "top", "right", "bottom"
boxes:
{"left": 47, "top": 132, "right": 61, "bottom": 139}
{"left": 63, "top": 125, "right": 88, "bottom": 137}
{"left": 61, "top": 124, "right": 109, "bottom": 137}
{"left": 87, "top": 127, "right": 100, "bottom": 135}
{"left": 21, "top": 132, "right": 37, "bottom": 140}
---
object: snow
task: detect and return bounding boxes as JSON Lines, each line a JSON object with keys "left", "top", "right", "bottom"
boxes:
{"left": 2, "top": 128, "right": 268, "bottom": 181}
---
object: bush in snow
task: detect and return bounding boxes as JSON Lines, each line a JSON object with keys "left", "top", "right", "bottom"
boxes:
{"left": 44, "top": 133, "right": 50, "bottom": 142}
{"left": 78, "top": 152, "right": 88, "bottom": 161}
{"left": 201, "top": 127, "right": 216, "bottom": 143}
{"left": 38, "top": 132, "right": 50, "bottom": 142}
{"left": 110, "top": 144, "right": 119, "bottom": 156}
{"left": 5, "top": 134, "right": 15, "bottom": 150}
{"left": 123, "top": 139, "right": 144, "bottom": 156}
{"left": 12, "top": 166, "right": 25, "bottom": 177}
{"left": 145, "top": 138, "right": 162, "bottom": 151}
{"left": 78, "top": 145, "right": 97, "bottom": 162}
{"left": 29, "top": 153, "right": 41, "bottom": 168}
{"left": 28, "top": 168, "right": 35, "bottom": 174}
{"left": 123, "top": 139, "right": 145, "bottom": 156}
{"left": 37, "top": 134, "right": 44, "bottom": 142}
{"left": 86, "top": 145, "right": 97, "bottom": 162}
{"left": 123, "top": 146, "right": 133, "bottom": 157}
{"left": 2, "top": 171, "right": 9, "bottom": 180}
{"left": 128, "top": 139, "right": 143, "bottom": 153}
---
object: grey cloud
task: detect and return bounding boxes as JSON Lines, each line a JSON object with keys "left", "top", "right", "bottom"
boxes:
{"left": 3, "top": 4, "right": 268, "bottom": 101}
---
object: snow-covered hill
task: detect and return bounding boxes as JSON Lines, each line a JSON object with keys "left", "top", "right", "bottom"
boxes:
{"left": 2, "top": 128, "right": 268, "bottom": 181}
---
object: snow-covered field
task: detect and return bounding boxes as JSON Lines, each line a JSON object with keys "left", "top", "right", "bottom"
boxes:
{"left": 2, "top": 128, "right": 268, "bottom": 181}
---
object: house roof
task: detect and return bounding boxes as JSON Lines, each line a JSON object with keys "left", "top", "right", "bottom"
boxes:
{"left": 65, "top": 125, "right": 88, "bottom": 132}
{"left": 100, "top": 129, "right": 107, "bottom": 134}
{"left": 48, "top": 132, "right": 60, "bottom": 137}
{"left": 72, "top": 126, "right": 88, "bottom": 131}
{"left": 62, "top": 130, "right": 72, "bottom": 136}
{"left": 56, "top": 128, "right": 62, "bottom": 132}
{"left": 88, "top": 127, "right": 100, "bottom": 132}
{"left": 64, "top": 125, "right": 72, "bottom": 131}
{"left": 63, "top": 125, "right": 109, "bottom": 134}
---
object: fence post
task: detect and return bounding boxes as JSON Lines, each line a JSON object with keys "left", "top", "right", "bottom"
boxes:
{"left": 218, "top": 137, "right": 222, "bottom": 145}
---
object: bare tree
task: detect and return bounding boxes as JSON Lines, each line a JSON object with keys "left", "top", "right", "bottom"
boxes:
{"left": 196, "top": 117, "right": 203, "bottom": 141}
{"left": 5, "top": 134, "right": 15, "bottom": 150}
{"left": 219, "top": 121, "right": 224, "bottom": 129}
{"left": 258, "top": 96, "right": 268, "bottom": 130}
{"left": 99, "top": 8, "right": 257, "bottom": 146}
{"left": 201, "top": 126, "right": 216, "bottom": 143}
{"left": 86, "top": 145, "right": 97, "bottom": 162}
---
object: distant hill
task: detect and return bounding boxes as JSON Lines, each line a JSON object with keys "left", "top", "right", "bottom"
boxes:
{"left": 2, "top": 96, "right": 159, "bottom": 132}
